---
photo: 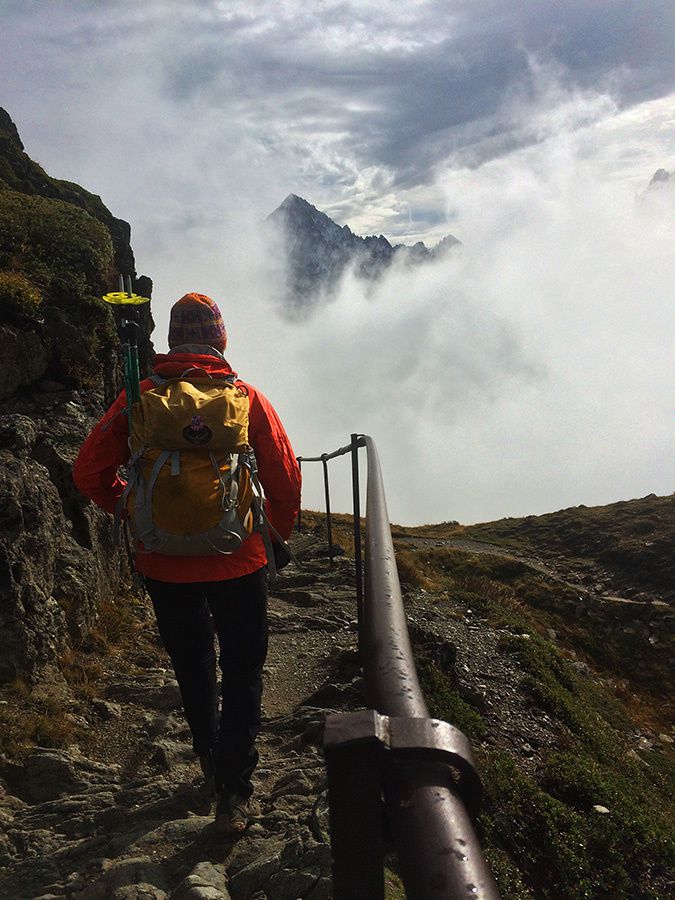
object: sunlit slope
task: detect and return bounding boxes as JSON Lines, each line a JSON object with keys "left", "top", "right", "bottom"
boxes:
{"left": 392, "top": 493, "right": 673, "bottom": 712}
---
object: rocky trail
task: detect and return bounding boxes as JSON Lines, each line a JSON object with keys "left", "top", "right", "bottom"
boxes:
{"left": 0, "top": 529, "right": 671, "bottom": 899}
{"left": 0, "top": 529, "right": 527, "bottom": 900}
{"left": 0, "top": 533, "right": 361, "bottom": 900}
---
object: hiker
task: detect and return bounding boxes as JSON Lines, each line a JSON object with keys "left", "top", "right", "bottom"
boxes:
{"left": 73, "top": 292, "right": 301, "bottom": 834}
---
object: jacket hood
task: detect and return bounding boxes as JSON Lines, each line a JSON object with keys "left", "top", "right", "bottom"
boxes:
{"left": 152, "top": 350, "right": 237, "bottom": 380}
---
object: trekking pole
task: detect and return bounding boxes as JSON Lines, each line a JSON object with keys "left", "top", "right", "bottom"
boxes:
{"left": 102, "top": 275, "right": 151, "bottom": 433}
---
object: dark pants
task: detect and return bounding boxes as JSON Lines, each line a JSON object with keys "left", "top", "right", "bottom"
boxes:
{"left": 144, "top": 568, "right": 268, "bottom": 798}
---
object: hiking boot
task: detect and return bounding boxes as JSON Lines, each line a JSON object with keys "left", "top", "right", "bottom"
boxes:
{"left": 198, "top": 750, "right": 216, "bottom": 796}
{"left": 214, "top": 791, "right": 257, "bottom": 835}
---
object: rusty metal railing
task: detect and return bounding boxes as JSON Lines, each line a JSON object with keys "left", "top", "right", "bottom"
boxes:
{"left": 297, "top": 435, "right": 500, "bottom": 899}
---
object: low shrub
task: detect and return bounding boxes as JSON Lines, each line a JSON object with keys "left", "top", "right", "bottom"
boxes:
{"left": 0, "top": 269, "right": 43, "bottom": 324}
{"left": 0, "top": 188, "right": 113, "bottom": 301}
{"left": 417, "top": 657, "right": 486, "bottom": 739}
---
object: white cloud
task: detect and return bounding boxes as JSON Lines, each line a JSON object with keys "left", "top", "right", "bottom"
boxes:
{"left": 3, "top": 0, "right": 674, "bottom": 237}
{"left": 171, "top": 91, "right": 673, "bottom": 525}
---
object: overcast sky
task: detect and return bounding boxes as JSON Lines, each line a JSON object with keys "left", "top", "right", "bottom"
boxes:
{"left": 1, "top": 0, "right": 673, "bottom": 524}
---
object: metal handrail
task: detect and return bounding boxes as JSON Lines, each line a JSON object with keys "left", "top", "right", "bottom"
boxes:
{"left": 360, "top": 436, "right": 498, "bottom": 898}
{"left": 297, "top": 438, "right": 364, "bottom": 571}
{"left": 298, "top": 434, "right": 499, "bottom": 899}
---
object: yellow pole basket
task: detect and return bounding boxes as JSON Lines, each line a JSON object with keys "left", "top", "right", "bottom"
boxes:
{"left": 102, "top": 291, "right": 151, "bottom": 306}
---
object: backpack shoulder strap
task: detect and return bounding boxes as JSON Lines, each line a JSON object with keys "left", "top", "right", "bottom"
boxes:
{"left": 149, "top": 369, "right": 237, "bottom": 386}
{"left": 177, "top": 368, "right": 237, "bottom": 382}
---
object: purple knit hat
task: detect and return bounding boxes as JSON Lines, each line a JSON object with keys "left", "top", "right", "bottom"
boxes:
{"left": 168, "top": 293, "right": 227, "bottom": 351}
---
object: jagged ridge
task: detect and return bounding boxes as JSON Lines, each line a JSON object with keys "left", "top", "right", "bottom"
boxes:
{"left": 267, "top": 193, "right": 460, "bottom": 311}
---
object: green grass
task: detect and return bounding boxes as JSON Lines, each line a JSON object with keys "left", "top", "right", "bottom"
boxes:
{"left": 384, "top": 865, "right": 406, "bottom": 899}
{"left": 0, "top": 188, "right": 113, "bottom": 303}
{"left": 481, "top": 632, "right": 675, "bottom": 898}
{"left": 479, "top": 742, "right": 674, "bottom": 898}
{"left": 0, "top": 187, "right": 119, "bottom": 388}
{"left": 480, "top": 750, "right": 609, "bottom": 899}
{"left": 0, "top": 270, "right": 43, "bottom": 323}
{"left": 417, "top": 656, "right": 486, "bottom": 740}
{"left": 413, "top": 617, "right": 675, "bottom": 897}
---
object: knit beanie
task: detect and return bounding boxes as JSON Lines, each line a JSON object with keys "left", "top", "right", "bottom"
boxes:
{"left": 168, "top": 293, "right": 227, "bottom": 351}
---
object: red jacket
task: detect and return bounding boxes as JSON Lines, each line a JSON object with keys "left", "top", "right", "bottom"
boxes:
{"left": 72, "top": 351, "right": 301, "bottom": 583}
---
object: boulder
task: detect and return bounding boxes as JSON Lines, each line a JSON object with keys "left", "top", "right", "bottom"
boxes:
{"left": 171, "top": 862, "right": 231, "bottom": 900}
{"left": 14, "top": 748, "right": 121, "bottom": 803}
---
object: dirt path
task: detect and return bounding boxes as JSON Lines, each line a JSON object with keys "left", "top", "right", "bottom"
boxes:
{"left": 393, "top": 532, "right": 555, "bottom": 577}
{"left": 392, "top": 532, "right": 667, "bottom": 611}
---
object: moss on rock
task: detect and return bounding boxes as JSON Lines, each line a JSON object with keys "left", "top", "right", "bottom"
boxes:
{"left": 0, "top": 270, "right": 43, "bottom": 325}
{"left": 0, "top": 188, "right": 119, "bottom": 390}
{"left": 0, "top": 188, "right": 114, "bottom": 301}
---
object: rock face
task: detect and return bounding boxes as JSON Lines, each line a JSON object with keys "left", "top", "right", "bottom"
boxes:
{"left": 0, "top": 326, "right": 50, "bottom": 398}
{"left": 267, "top": 194, "right": 459, "bottom": 313}
{"left": 0, "top": 400, "right": 128, "bottom": 680}
{"left": 0, "top": 108, "right": 153, "bottom": 682}
{"left": 642, "top": 167, "right": 674, "bottom": 209}
{"left": 649, "top": 167, "right": 671, "bottom": 185}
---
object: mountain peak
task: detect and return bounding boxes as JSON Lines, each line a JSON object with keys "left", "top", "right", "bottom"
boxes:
{"left": 272, "top": 194, "right": 338, "bottom": 230}
{"left": 267, "top": 194, "right": 459, "bottom": 313}
{"left": 0, "top": 107, "right": 25, "bottom": 152}
{"left": 650, "top": 168, "right": 671, "bottom": 184}
{"left": 278, "top": 193, "right": 310, "bottom": 210}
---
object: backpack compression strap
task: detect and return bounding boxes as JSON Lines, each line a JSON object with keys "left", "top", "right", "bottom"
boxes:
{"left": 247, "top": 459, "right": 303, "bottom": 578}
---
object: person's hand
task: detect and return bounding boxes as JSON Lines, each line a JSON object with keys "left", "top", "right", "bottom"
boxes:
{"left": 272, "top": 541, "right": 292, "bottom": 571}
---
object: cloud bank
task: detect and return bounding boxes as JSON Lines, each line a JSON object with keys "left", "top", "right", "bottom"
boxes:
{"left": 194, "top": 100, "right": 674, "bottom": 524}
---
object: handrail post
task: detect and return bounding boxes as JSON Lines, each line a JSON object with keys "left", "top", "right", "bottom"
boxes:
{"left": 321, "top": 454, "right": 333, "bottom": 567}
{"left": 351, "top": 433, "right": 364, "bottom": 632}
{"left": 324, "top": 713, "right": 386, "bottom": 899}
{"left": 296, "top": 457, "right": 302, "bottom": 531}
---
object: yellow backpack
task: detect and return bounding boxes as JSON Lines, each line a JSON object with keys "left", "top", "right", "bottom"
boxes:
{"left": 122, "top": 373, "right": 258, "bottom": 555}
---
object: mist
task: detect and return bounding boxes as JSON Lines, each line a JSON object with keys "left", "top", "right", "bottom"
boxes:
{"left": 3, "top": 1, "right": 670, "bottom": 526}
{"left": 145, "top": 105, "right": 673, "bottom": 526}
